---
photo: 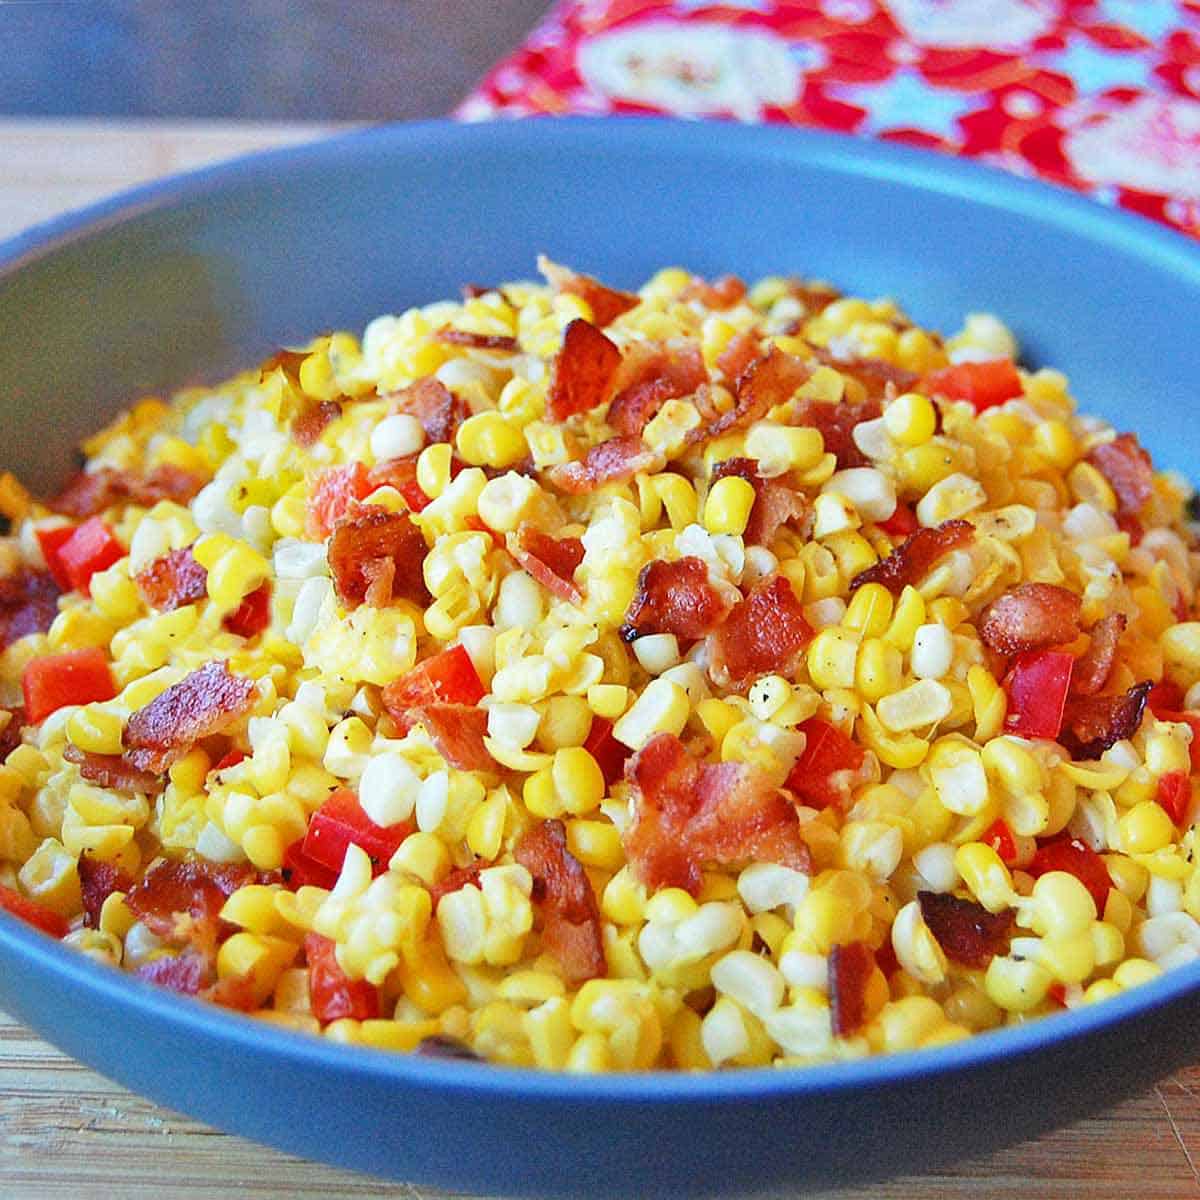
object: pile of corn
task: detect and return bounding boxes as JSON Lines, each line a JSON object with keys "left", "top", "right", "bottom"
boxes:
{"left": 1, "top": 262, "right": 1199, "bottom": 1073}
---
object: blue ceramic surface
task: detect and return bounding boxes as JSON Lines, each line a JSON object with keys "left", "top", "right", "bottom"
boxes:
{"left": 1, "top": 118, "right": 1200, "bottom": 1196}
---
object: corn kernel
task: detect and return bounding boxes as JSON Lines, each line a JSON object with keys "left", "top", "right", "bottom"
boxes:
{"left": 883, "top": 392, "right": 937, "bottom": 446}
{"left": 703, "top": 475, "right": 756, "bottom": 537}
{"left": 807, "top": 627, "right": 860, "bottom": 691}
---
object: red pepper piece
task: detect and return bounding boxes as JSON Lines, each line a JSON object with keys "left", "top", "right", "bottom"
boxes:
{"left": 35, "top": 525, "right": 77, "bottom": 591}
{"left": 583, "top": 716, "right": 627, "bottom": 787}
{"left": 982, "top": 818, "right": 1018, "bottom": 865}
{"left": 922, "top": 359, "right": 1022, "bottom": 413}
{"left": 53, "top": 517, "right": 124, "bottom": 595}
{"left": 1029, "top": 835, "right": 1111, "bottom": 913}
{"left": 22, "top": 647, "right": 116, "bottom": 724}
{"left": 785, "top": 718, "right": 865, "bottom": 810}
{"left": 1147, "top": 679, "right": 1185, "bottom": 716}
{"left": 281, "top": 837, "right": 340, "bottom": 891}
{"left": 1156, "top": 770, "right": 1191, "bottom": 827}
{"left": 0, "top": 882, "right": 69, "bottom": 938}
{"left": 304, "top": 932, "right": 379, "bottom": 1023}
{"left": 1003, "top": 649, "right": 1074, "bottom": 740}
{"left": 213, "top": 748, "right": 246, "bottom": 772}
{"left": 876, "top": 502, "right": 918, "bottom": 538}
{"left": 223, "top": 581, "right": 271, "bottom": 638}
{"left": 381, "top": 644, "right": 486, "bottom": 710}
{"left": 302, "top": 787, "right": 412, "bottom": 876}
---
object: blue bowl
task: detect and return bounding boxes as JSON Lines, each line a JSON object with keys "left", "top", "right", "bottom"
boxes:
{"left": 2, "top": 118, "right": 1200, "bottom": 1196}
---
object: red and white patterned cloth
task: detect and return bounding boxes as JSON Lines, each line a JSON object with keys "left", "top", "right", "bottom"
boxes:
{"left": 459, "top": 0, "right": 1200, "bottom": 238}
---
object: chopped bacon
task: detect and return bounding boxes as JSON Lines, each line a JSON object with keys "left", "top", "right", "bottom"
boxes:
{"left": 1072, "top": 613, "right": 1127, "bottom": 696}
{"left": 695, "top": 345, "right": 811, "bottom": 444}
{"left": 792, "top": 397, "right": 881, "bottom": 469}
{"left": 0, "top": 706, "right": 22, "bottom": 762}
{"left": 389, "top": 376, "right": 469, "bottom": 445}
{"left": 428, "top": 862, "right": 485, "bottom": 908}
{"left": 307, "top": 462, "right": 372, "bottom": 539}
{"left": 435, "top": 327, "right": 520, "bottom": 353}
{"left": 620, "top": 556, "right": 734, "bottom": 643}
{"left": 712, "top": 458, "right": 807, "bottom": 547}
{"left": 787, "top": 281, "right": 840, "bottom": 317}
{"left": 50, "top": 465, "right": 202, "bottom": 519}
{"left": 510, "top": 525, "right": 584, "bottom": 604}
{"left": 327, "top": 506, "right": 429, "bottom": 609}
{"left": 716, "top": 329, "right": 762, "bottom": 382}
{"left": 0, "top": 569, "right": 60, "bottom": 649}
{"left": 77, "top": 855, "right": 134, "bottom": 928}
{"left": 814, "top": 350, "right": 918, "bottom": 402}
{"left": 547, "top": 435, "right": 662, "bottom": 495}
{"left": 515, "top": 819, "right": 606, "bottom": 985}
{"left": 917, "top": 891, "right": 1013, "bottom": 968}
{"left": 135, "top": 951, "right": 210, "bottom": 995}
{"left": 126, "top": 857, "right": 256, "bottom": 958}
{"left": 291, "top": 399, "right": 342, "bottom": 447}
{"left": 583, "top": 716, "right": 628, "bottom": 786}
{"left": 409, "top": 704, "right": 493, "bottom": 773}
{"left": 63, "top": 745, "right": 165, "bottom": 795}
{"left": 537, "top": 256, "right": 639, "bottom": 328}
{"left": 367, "top": 454, "right": 431, "bottom": 513}
{"left": 850, "top": 519, "right": 975, "bottom": 595}
{"left": 709, "top": 575, "right": 814, "bottom": 689}
{"left": 624, "top": 733, "right": 811, "bottom": 896}
{"left": 123, "top": 660, "right": 256, "bottom": 773}
{"left": 1058, "top": 680, "right": 1152, "bottom": 761}
{"left": 607, "top": 340, "right": 707, "bottom": 436}
{"left": 1088, "top": 433, "right": 1154, "bottom": 517}
{"left": 135, "top": 546, "right": 208, "bottom": 612}
{"left": 546, "top": 318, "right": 622, "bottom": 423}
{"left": 829, "top": 941, "right": 876, "bottom": 1036}
{"left": 681, "top": 274, "right": 747, "bottom": 310}
{"left": 979, "top": 583, "right": 1082, "bottom": 656}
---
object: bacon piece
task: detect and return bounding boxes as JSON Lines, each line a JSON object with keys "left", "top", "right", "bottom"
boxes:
{"left": 327, "top": 506, "right": 429, "bottom": 609}
{"left": 716, "top": 329, "right": 761, "bottom": 382}
{"left": 123, "top": 660, "right": 256, "bottom": 774}
{"left": 0, "top": 569, "right": 60, "bottom": 649}
{"left": 624, "top": 733, "right": 811, "bottom": 896}
{"left": 427, "top": 862, "right": 485, "bottom": 908}
{"left": 50, "top": 465, "right": 202, "bottom": 518}
{"left": 537, "top": 256, "right": 639, "bottom": 329}
{"left": 135, "top": 950, "right": 210, "bottom": 995}
{"left": 135, "top": 546, "right": 208, "bottom": 612}
{"left": 367, "top": 454, "right": 430, "bottom": 513}
{"left": 547, "top": 435, "right": 662, "bottom": 495}
{"left": 918, "top": 891, "right": 1013, "bottom": 968}
{"left": 126, "top": 857, "right": 256, "bottom": 955}
{"left": 696, "top": 345, "right": 812, "bottom": 444}
{"left": 709, "top": 575, "right": 814, "bottom": 689}
{"left": 620, "top": 556, "right": 734, "bottom": 643}
{"left": 850, "top": 519, "right": 975, "bottom": 595}
{"left": 510, "top": 525, "right": 584, "bottom": 604}
{"left": 829, "top": 941, "right": 876, "bottom": 1037}
{"left": 389, "top": 376, "right": 468, "bottom": 445}
{"left": 1059, "top": 681, "right": 1152, "bottom": 761}
{"left": 63, "top": 745, "right": 165, "bottom": 795}
{"left": 792, "top": 397, "right": 881, "bottom": 469}
{"left": 1072, "top": 613, "right": 1127, "bottom": 697}
{"left": 711, "top": 458, "right": 807, "bottom": 547}
{"left": 291, "top": 399, "right": 342, "bottom": 448}
{"left": 0, "top": 706, "right": 23, "bottom": 762}
{"left": 813, "top": 350, "right": 918, "bottom": 402}
{"left": 435, "top": 327, "right": 520, "bottom": 353}
{"left": 607, "top": 341, "right": 707, "bottom": 437}
{"left": 788, "top": 281, "right": 840, "bottom": 317}
{"left": 515, "top": 818, "right": 606, "bottom": 985}
{"left": 410, "top": 704, "right": 493, "bottom": 773}
{"left": 546, "top": 318, "right": 622, "bottom": 423}
{"left": 979, "top": 583, "right": 1082, "bottom": 656}
{"left": 680, "top": 274, "right": 746, "bottom": 310}
{"left": 1088, "top": 433, "right": 1154, "bottom": 517}
{"left": 77, "top": 854, "right": 134, "bottom": 928}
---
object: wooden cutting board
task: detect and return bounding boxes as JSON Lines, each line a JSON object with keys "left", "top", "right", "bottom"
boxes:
{"left": 1, "top": 119, "right": 1198, "bottom": 1199}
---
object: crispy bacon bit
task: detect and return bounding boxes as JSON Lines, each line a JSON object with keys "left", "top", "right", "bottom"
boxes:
{"left": 792, "top": 397, "right": 882, "bottom": 469}
{"left": 0, "top": 706, "right": 22, "bottom": 761}
{"left": 435, "top": 327, "right": 520, "bottom": 353}
{"left": 135, "top": 546, "right": 208, "bottom": 612}
{"left": 979, "top": 583, "right": 1083, "bottom": 656}
{"left": 681, "top": 274, "right": 747, "bottom": 310}
{"left": 829, "top": 941, "right": 876, "bottom": 1036}
{"left": 1059, "top": 680, "right": 1152, "bottom": 761}
{"left": 814, "top": 349, "right": 918, "bottom": 402}
{"left": 850, "top": 519, "right": 975, "bottom": 595}
{"left": 917, "top": 891, "right": 1014, "bottom": 968}
{"left": 515, "top": 819, "right": 606, "bottom": 985}
{"left": 716, "top": 329, "right": 762, "bottom": 382}
{"left": 547, "top": 435, "right": 662, "bottom": 495}
{"left": 546, "top": 318, "right": 622, "bottom": 423}
{"left": 410, "top": 704, "right": 493, "bottom": 773}
{"left": 135, "top": 951, "right": 209, "bottom": 994}
{"left": 292, "top": 399, "right": 342, "bottom": 448}
{"left": 126, "top": 857, "right": 256, "bottom": 953}
{"left": 710, "top": 575, "right": 814, "bottom": 689}
{"left": 788, "top": 281, "right": 840, "bottom": 317}
{"left": 389, "top": 376, "right": 468, "bottom": 445}
{"left": 697, "top": 345, "right": 812, "bottom": 444}
{"left": 428, "top": 862, "right": 485, "bottom": 908}
{"left": 327, "top": 506, "right": 429, "bottom": 609}
{"left": 620, "top": 556, "right": 733, "bottom": 643}
{"left": 123, "top": 660, "right": 256, "bottom": 774}
{"left": 63, "top": 745, "right": 165, "bottom": 795}
{"left": 624, "top": 733, "right": 811, "bottom": 896}
{"left": 0, "top": 569, "right": 60, "bottom": 649}
{"left": 1088, "top": 433, "right": 1154, "bottom": 517}
{"left": 537, "top": 256, "right": 640, "bottom": 329}
{"left": 51, "top": 465, "right": 202, "bottom": 519}
{"left": 712, "top": 458, "right": 808, "bottom": 547}
{"left": 1072, "top": 613, "right": 1127, "bottom": 697}
{"left": 78, "top": 854, "right": 134, "bottom": 928}
{"left": 510, "top": 525, "right": 584, "bottom": 604}
{"left": 607, "top": 340, "right": 707, "bottom": 437}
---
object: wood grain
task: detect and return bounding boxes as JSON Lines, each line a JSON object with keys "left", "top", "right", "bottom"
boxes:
{"left": 1, "top": 119, "right": 1199, "bottom": 1199}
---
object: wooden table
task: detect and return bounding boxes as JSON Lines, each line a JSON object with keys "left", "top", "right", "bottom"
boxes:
{"left": 1, "top": 119, "right": 1199, "bottom": 1198}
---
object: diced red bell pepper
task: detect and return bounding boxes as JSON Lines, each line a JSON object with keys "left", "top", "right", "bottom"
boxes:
{"left": 583, "top": 716, "right": 628, "bottom": 787}
{"left": 1003, "top": 650, "right": 1074, "bottom": 740}
{"left": 302, "top": 787, "right": 412, "bottom": 876}
{"left": 307, "top": 463, "right": 372, "bottom": 538}
{"left": 223, "top": 581, "right": 271, "bottom": 638}
{"left": 36, "top": 525, "right": 78, "bottom": 591}
{"left": 877, "top": 502, "right": 918, "bottom": 539}
{"left": 982, "top": 818, "right": 1018, "bottom": 865}
{"left": 1156, "top": 770, "right": 1192, "bottom": 827}
{"left": 1029, "top": 835, "right": 1111, "bottom": 913}
{"left": 1047, "top": 982, "right": 1068, "bottom": 1008}
{"left": 50, "top": 517, "right": 124, "bottom": 595}
{"left": 384, "top": 644, "right": 486, "bottom": 709}
{"left": 22, "top": 647, "right": 117, "bottom": 724}
{"left": 921, "top": 359, "right": 1023, "bottom": 414}
{"left": 1148, "top": 679, "right": 1185, "bottom": 717}
{"left": 304, "top": 932, "right": 379, "bottom": 1023}
{"left": 785, "top": 718, "right": 865, "bottom": 810}
{"left": 0, "top": 883, "right": 69, "bottom": 937}
{"left": 212, "top": 748, "right": 246, "bottom": 772}
{"left": 281, "top": 837, "right": 340, "bottom": 891}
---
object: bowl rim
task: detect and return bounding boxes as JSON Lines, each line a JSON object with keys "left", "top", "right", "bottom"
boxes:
{"left": 2, "top": 114, "right": 1200, "bottom": 1106}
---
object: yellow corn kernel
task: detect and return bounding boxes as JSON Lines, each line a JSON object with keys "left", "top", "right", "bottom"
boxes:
{"left": 565, "top": 819, "right": 624, "bottom": 872}
{"left": 48, "top": 607, "right": 116, "bottom": 652}
{"left": 1161, "top": 622, "right": 1200, "bottom": 683}
{"left": 984, "top": 953, "right": 1053, "bottom": 1012}
{"left": 966, "top": 666, "right": 1007, "bottom": 742}
{"left": 270, "top": 486, "right": 307, "bottom": 539}
{"left": 220, "top": 884, "right": 291, "bottom": 937}
{"left": 745, "top": 423, "right": 825, "bottom": 475}
{"left": 242, "top": 824, "right": 284, "bottom": 871}
{"left": 858, "top": 703, "right": 929, "bottom": 770}
{"left": 601, "top": 866, "right": 647, "bottom": 926}
{"left": 981, "top": 736, "right": 1044, "bottom": 796}
{"left": 217, "top": 932, "right": 298, "bottom": 1004}
{"left": 89, "top": 565, "right": 141, "bottom": 623}
{"left": 1032, "top": 419, "right": 1077, "bottom": 470}
{"left": 539, "top": 696, "right": 593, "bottom": 751}
{"left": 703, "top": 475, "right": 756, "bottom": 537}
{"left": 956, "top": 843, "right": 1015, "bottom": 913}
{"left": 586, "top": 684, "right": 629, "bottom": 721}
{"left": 807, "top": 627, "right": 860, "bottom": 691}
{"left": 897, "top": 443, "right": 959, "bottom": 493}
{"left": 17, "top": 838, "right": 80, "bottom": 916}
{"left": 455, "top": 412, "right": 527, "bottom": 470}
{"left": 872, "top": 995, "right": 946, "bottom": 1053}
{"left": 416, "top": 442, "right": 453, "bottom": 500}
{"left": 548, "top": 746, "right": 605, "bottom": 816}
{"left": 884, "top": 586, "right": 926, "bottom": 651}
{"left": 791, "top": 889, "right": 857, "bottom": 956}
{"left": 1067, "top": 461, "right": 1117, "bottom": 511}
{"left": 1112, "top": 958, "right": 1161, "bottom": 989}
{"left": 398, "top": 938, "right": 468, "bottom": 1015}
{"left": 612, "top": 678, "right": 689, "bottom": 751}
{"left": 842, "top": 583, "right": 894, "bottom": 639}
{"left": 650, "top": 473, "right": 699, "bottom": 530}
{"left": 466, "top": 789, "right": 507, "bottom": 861}
{"left": 825, "top": 531, "right": 878, "bottom": 582}
{"left": 1117, "top": 801, "right": 1175, "bottom": 855}
{"left": 99, "top": 891, "right": 135, "bottom": 939}
{"left": 65, "top": 705, "right": 124, "bottom": 756}
{"left": 389, "top": 831, "right": 451, "bottom": 886}
{"left": 883, "top": 392, "right": 937, "bottom": 446}
{"left": 1023, "top": 871, "right": 1096, "bottom": 940}
{"left": 565, "top": 1032, "right": 612, "bottom": 1073}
